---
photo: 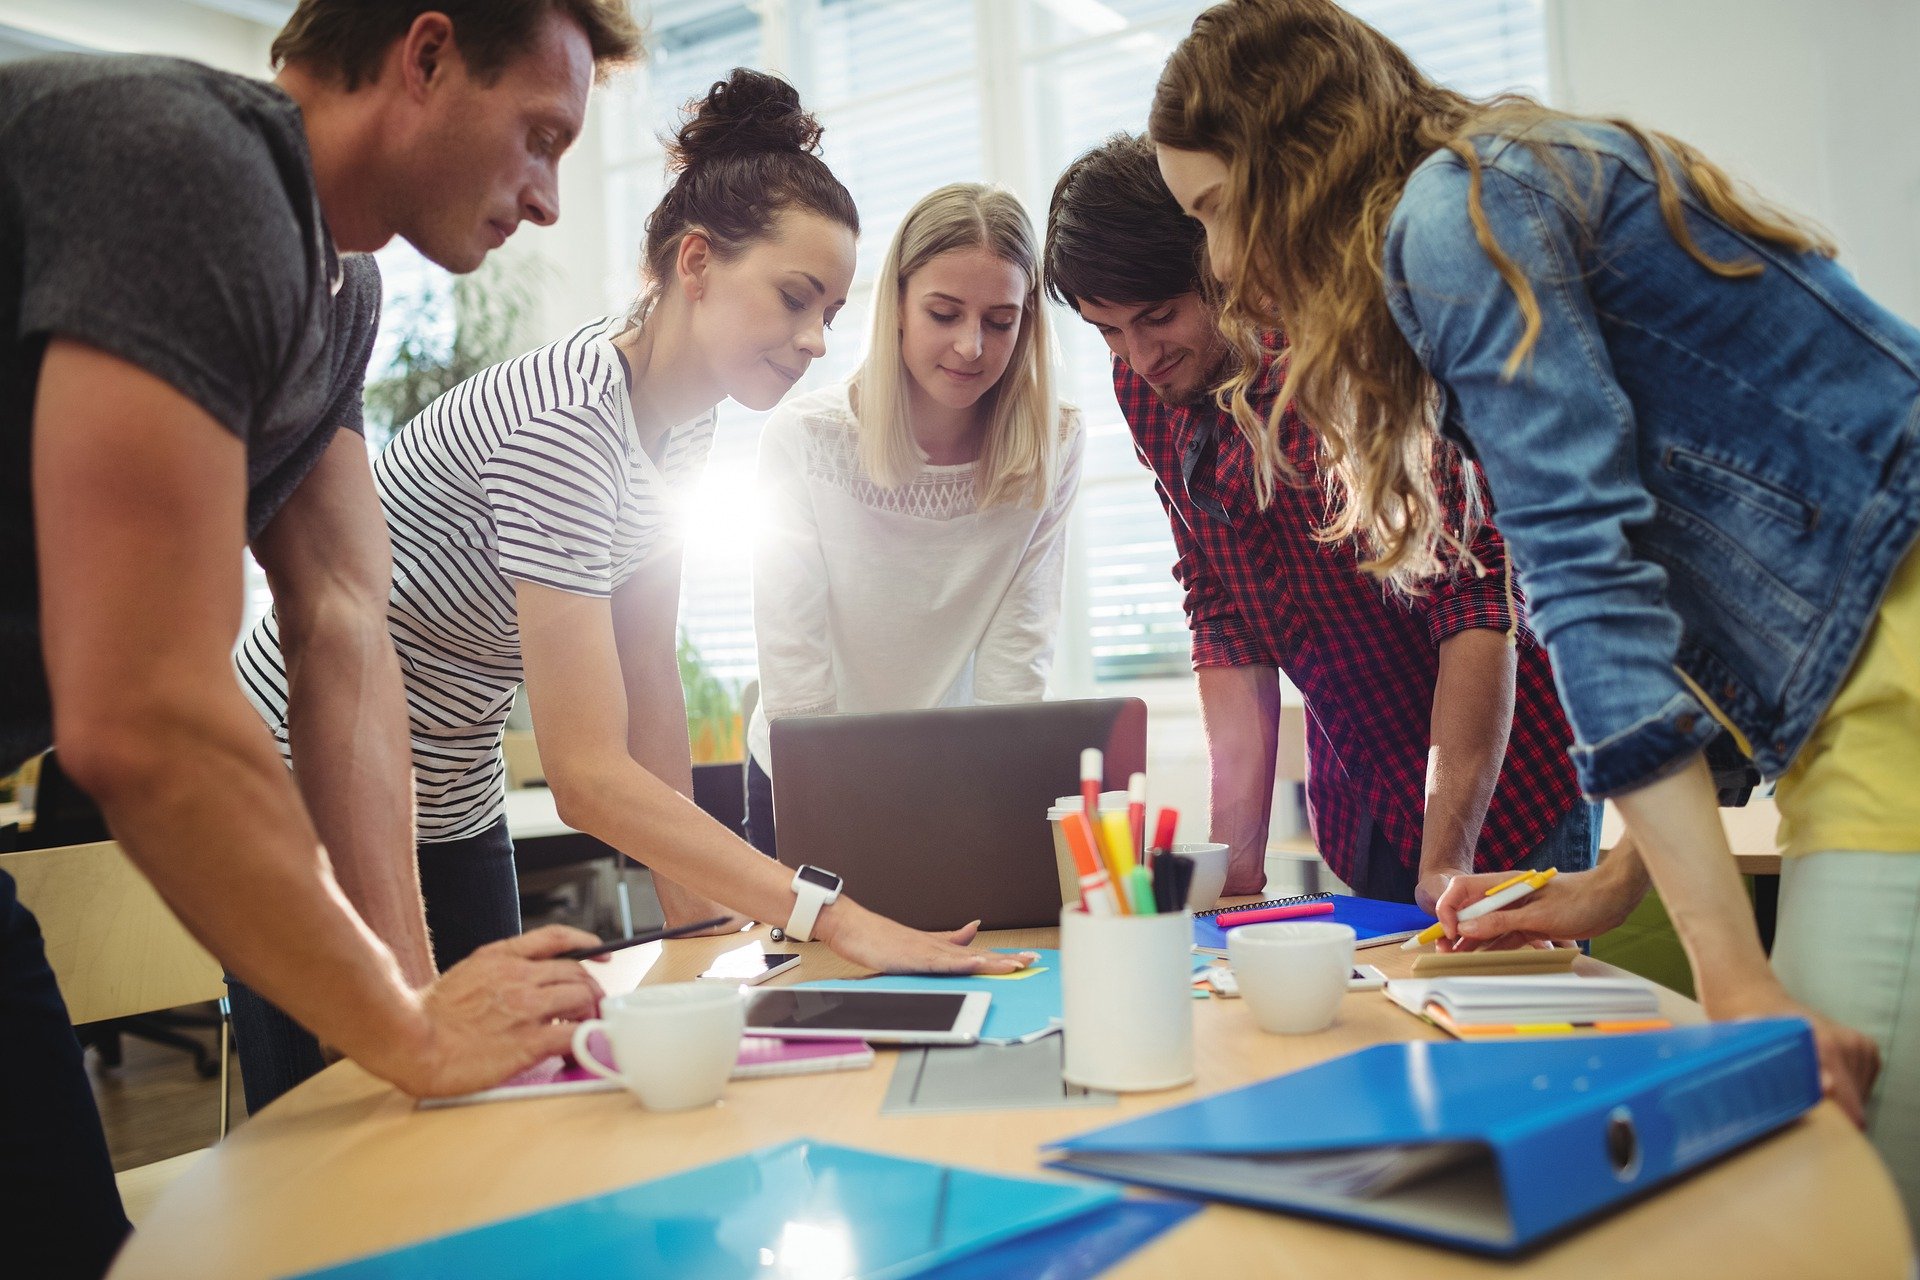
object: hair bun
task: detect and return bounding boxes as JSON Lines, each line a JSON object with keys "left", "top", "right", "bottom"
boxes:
{"left": 668, "top": 68, "right": 824, "bottom": 173}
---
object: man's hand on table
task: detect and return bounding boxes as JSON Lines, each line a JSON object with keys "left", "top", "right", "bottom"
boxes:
{"left": 814, "top": 900, "right": 1037, "bottom": 975}
{"left": 369, "top": 924, "right": 608, "bottom": 1098}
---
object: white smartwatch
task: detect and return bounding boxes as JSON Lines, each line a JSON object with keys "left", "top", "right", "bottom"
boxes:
{"left": 783, "top": 864, "right": 844, "bottom": 943}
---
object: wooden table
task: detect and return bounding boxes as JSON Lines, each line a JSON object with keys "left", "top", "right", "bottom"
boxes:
{"left": 112, "top": 926, "right": 1912, "bottom": 1279}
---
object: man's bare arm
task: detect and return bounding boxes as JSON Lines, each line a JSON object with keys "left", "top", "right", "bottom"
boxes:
{"left": 1416, "top": 628, "right": 1518, "bottom": 913}
{"left": 252, "top": 430, "right": 434, "bottom": 986}
{"left": 34, "top": 340, "right": 597, "bottom": 1095}
{"left": 1197, "top": 664, "right": 1281, "bottom": 895}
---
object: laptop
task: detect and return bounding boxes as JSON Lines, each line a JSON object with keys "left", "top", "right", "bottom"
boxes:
{"left": 769, "top": 699, "right": 1147, "bottom": 931}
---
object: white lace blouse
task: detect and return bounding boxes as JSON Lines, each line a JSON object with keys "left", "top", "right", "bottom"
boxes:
{"left": 746, "top": 377, "right": 1086, "bottom": 775}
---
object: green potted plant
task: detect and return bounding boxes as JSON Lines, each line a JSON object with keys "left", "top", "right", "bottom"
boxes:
{"left": 678, "top": 630, "right": 743, "bottom": 765}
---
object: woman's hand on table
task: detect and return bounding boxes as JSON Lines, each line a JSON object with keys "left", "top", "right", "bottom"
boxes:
{"left": 1434, "top": 857, "right": 1646, "bottom": 951}
{"left": 816, "top": 900, "right": 1038, "bottom": 975}
{"left": 377, "top": 924, "right": 608, "bottom": 1098}
{"left": 1713, "top": 980, "right": 1881, "bottom": 1128}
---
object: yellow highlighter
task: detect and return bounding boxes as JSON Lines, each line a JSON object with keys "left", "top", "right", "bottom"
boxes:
{"left": 1403, "top": 868, "right": 1558, "bottom": 950}
{"left": 1098, "top": 811, "right": 1138, "bottom": 915}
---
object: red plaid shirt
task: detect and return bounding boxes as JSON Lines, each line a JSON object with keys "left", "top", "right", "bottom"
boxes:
{"left": 1113, "top": 357, "right": 1582, "bottom": 883}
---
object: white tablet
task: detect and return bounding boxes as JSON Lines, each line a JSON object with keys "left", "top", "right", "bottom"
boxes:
{"left": 743, "top": 988, "right": 991, "bottom": 1045}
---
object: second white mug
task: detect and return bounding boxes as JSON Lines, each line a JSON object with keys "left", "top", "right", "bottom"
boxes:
{"left": 1228, "top": 922, "right": 1356, "bottom": 1035}
{"left": 570, "top": 982, "right": 745, "bottom": 1111}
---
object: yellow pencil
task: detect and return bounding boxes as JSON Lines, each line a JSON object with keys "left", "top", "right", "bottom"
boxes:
{"left": 1098, "top": 811, "right": 1138, "bottom": 914}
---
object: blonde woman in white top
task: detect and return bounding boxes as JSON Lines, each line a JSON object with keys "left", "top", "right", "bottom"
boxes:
{"left": 748, "top": 182, "right": 1086, "bottom": 855}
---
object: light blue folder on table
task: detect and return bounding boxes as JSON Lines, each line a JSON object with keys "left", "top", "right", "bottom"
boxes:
{"left": 794, "top": 949, "right": 1212, "bottom": 1045}
{"left": 1048, "top": 1019, "right": 1819, "bottom": 1255}
{"left": 296, "top": 1139, "right": 1189, "bottom": 1279}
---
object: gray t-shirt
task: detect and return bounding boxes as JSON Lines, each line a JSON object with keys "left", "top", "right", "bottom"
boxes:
{"left": 0, "top": 54, "right": 381, "bottom": 771}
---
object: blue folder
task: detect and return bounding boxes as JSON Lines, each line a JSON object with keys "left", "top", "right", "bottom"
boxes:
{"left": 1192, "top": 893, "right": 1436, "bottom": 954}
{"left": 1048, "top": 1019, "right": 1819, "bottom": 1255}
{"left": 297, "top": 1139, "right": 1181, "bottom": 1279}
{"left": 794, "top": 949, "right": 1211, "bottom": 1045}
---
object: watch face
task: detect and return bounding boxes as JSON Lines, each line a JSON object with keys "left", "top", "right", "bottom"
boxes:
{"left": 796, "top": 864, "right": 842, "bottom": 892}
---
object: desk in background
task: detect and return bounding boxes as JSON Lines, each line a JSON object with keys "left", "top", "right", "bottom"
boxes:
{"left": 110, "top": 915, "right": 1910, "bottom": 1280}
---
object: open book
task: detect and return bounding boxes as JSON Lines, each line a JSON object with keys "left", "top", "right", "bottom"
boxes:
{"left": 1386, "top": 975, "right": 1669, "bottom": 1038}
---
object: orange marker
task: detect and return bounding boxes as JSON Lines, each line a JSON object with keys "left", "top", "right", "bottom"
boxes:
{"left": 1061, "top": 811, "right": 1119, "bottom": 915}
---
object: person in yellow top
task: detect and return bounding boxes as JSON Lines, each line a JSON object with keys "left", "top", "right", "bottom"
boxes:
{"left": 1147, "top": 0, "right": 1919, "bottom": 1217}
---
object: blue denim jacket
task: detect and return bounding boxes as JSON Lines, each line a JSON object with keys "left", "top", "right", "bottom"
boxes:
{"left": 1383, "top": 122, "right": 1920, "bottom": 798}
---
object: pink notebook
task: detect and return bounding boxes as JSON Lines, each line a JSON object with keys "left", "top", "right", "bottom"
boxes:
{"left": 419, "top": 1033, "right": 874, "bottom": 1108}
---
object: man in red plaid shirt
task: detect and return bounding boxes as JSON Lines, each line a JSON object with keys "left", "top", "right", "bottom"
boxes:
{"left": 1044, "top": 135, "right": 1593, "bottom": 910}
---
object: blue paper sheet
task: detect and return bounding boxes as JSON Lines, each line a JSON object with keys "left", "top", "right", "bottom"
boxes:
{"left": 796, "top": 949, "right": 1212, "bottom": 1045}
{"left": 297, "top": 1139, "right": 1118, "bottom": 1280}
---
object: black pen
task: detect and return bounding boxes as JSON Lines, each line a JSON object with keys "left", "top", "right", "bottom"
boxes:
{"left": 557, "top": 916, "right": 735, "bottom": 961}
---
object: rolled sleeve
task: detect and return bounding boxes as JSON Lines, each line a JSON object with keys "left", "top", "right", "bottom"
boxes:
{"left": 1573, "top": 690, "right": 1723, "bottom": 798}
{"left": 1424, "top": 476, "right": 1538, "bottom": 647}
{"left": 1386, "top": 153, "right": 1701, "bottom": 797}
{"left": 1192, "top": 616, "right": 1270, "bottom": 669}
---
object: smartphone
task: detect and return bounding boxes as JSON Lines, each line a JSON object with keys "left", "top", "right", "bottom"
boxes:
{"left": 1348, "top": 964, "right": 1387, "bottom": 991}
{"left": 699, "top": 944, "right": 801, "bottom": 986}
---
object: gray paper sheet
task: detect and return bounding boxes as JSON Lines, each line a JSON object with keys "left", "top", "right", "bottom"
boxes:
{"left": 881, "top": 1036, "right": 1117, "bottom": 1115}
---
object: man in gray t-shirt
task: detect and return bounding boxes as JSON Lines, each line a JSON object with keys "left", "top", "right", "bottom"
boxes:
{"left": 0, "top": 56, "right": 383, "bottom": 765}
{"left": 0, "top": 4, "right": 639, "bottom": 1275}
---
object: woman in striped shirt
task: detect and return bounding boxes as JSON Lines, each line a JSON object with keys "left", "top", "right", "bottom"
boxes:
{"left": 234, "top": 70, "right": 1031, "bottom": 1108}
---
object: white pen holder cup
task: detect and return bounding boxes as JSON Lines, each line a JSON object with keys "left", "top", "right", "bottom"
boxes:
{"left": 1060, "top": 906, "right": 1194, "bottom": 1092}
{"left": 570, "top": 983, "right": 745, "bottom": 1111}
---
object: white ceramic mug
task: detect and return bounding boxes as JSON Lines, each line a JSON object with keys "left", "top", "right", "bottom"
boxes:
{"left": 1172, "top": 842, "right": 1231, "bottom": 911}
{"left": 570, "top": 983, "right": 745, "bottom": 1111}
{"left": 1228, "top": 922, "right": 1356, "bottom": 1035}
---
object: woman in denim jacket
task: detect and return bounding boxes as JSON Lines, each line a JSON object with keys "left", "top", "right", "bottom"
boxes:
{"left": 1148, "top": 0, "right": 1920, "bottom": 1201}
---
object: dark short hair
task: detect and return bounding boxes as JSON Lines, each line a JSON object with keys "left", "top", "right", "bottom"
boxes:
{"left": 1044, "top": 132, "right": 1208, "bottom": 312}
{"left": 271, "top": 0, "right": 642, "bottom": 90}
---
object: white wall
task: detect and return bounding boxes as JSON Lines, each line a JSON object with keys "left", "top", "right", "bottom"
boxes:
{"left": 1548, "top": 0, "right": 1920, "bottom": 324}
{"left": 0, "top": 0, "right": 273, "bottom": 73}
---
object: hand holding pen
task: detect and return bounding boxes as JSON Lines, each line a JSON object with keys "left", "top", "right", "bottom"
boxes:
{"left": 1406, "top": 869, "right": 1558, "bottom": 950}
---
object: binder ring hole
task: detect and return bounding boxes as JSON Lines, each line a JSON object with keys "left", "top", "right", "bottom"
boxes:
{"left": 1606, "top": 1106, "right": 1641, "bottom": 1182}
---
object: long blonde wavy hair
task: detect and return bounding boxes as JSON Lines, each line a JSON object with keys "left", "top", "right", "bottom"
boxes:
{"left": 1149, "top": 0, "right": 1834, "bottom": 591}
{"left": 856, "top": 183, "right": 1060, "bottom": 510}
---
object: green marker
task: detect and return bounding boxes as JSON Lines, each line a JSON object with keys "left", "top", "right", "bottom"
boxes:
{"left": 1125, "top": 865, "right": 1158, "bottom": 916}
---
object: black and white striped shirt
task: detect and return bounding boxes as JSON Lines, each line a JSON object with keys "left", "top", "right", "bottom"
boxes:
{"left": 236, "top": 317, "right": 716, "bottom": 842}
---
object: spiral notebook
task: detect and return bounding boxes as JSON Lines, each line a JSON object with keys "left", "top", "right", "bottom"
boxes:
{"left": 1192, "top": 893, "right": 1436, "bottom": 956}
{"left": 419, "top": 1035, "right": 874, "bottom": 1108}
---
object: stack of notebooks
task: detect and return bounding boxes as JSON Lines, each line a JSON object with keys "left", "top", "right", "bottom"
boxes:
{"left": 421, "top": 1036, "right": 874, "bottom": 1108}
{"left": 1192, "top": 893, "right": 1436, "bottom": 956}
{"left": 1385, "top": 975, "right": 1670, "bottom": 1039}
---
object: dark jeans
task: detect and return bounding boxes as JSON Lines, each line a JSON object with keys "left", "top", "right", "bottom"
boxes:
{"left": 744, "top": 756, "right": 779, "bottom": 859}
{"left": 0, "top": 867, "right": 130, "bottom": 1279}
{"left": 1349, "top": 801, "right": 1602, "bottom": 903}
{"left": 228, "top": 816, "right": 521, "bottom": 1113}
